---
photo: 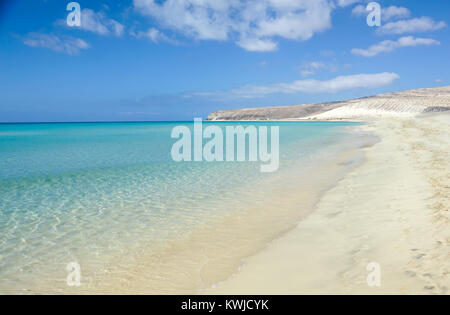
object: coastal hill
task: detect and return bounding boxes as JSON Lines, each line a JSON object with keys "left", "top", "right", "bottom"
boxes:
{"left": 206, "top": 86, "right": 450, "bottom": 121}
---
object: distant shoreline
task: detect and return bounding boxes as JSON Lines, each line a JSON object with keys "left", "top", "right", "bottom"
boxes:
{"left": 207, "top": 86, "right": 450, "bottom": 121}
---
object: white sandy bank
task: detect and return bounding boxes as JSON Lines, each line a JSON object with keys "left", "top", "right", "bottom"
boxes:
{"left": 305, "top": 87, "right": 450, "bottom": 120}
{"left": 204, "top": 113, "right": 449, "bottom": 295}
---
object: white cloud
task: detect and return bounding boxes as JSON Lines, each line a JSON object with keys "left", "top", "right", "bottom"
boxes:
{"left": 352, "top": 36, "right": 440, "bottom": 57}
{"left": 299, "top": 61, "right": 342, "bottom": 77}
{"left": 352, "top": 5, "right": 446, "bottom": 34}
{"left": 351, "top": 4, "right": 366, "bottom": 17}
{"left": 382, "top": 6, "right": 411, "bottom": 21}
{"left": 23, "top": 33, "right": 89, "bottom": 55}
{"left": 379, "top": 17, "right": 446, "bottom": 35}
{"left": 435, "top": 79, "right": 444, "bottom": 84}
{"left": 352, "top": 5, "right": 411, "bottom": 22}
{"left": 133, "top": 0, "right": 334, "bottom": 52}
{"left": 132, "top": 28, "right": 177, "bottom": 44}
{"left": 236, "top": 37, "right": 278, "bottom": 52}
{"left": 337, "top": 0, "right": 361, "bottom": 8}
{"left": 300, "top": 61, "right": 326, "bottom": 77}
{"left": 78, "top": 9, "right": 125, "bottom": 36}
{"left": 187, "top": 72, "right": 400, "bottom": 98}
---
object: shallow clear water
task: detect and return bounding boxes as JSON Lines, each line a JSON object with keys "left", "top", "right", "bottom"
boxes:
{"left": 0, "top": 121, "right": 364, "bottom": 294}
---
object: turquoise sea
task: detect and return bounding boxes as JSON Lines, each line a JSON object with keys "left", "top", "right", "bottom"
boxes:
{"left": 0, "top": 121, "right": 368, "bottom": 294}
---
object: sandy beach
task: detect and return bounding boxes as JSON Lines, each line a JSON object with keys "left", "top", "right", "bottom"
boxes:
{"left": 205, "top": 112, "right": 449, "bottom": 295}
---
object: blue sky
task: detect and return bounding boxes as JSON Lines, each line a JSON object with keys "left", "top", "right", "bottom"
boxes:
{"left": 0, "top": 0, "right": 448, "bottom": 122}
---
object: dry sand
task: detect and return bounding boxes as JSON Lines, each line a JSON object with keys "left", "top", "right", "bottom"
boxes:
{"left": 204, "top": 112, "right": 449, "bottom": 295}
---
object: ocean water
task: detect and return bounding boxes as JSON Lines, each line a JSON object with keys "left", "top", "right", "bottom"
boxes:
{"left": 0, "top": 121, "right": 369, "bottom": 294}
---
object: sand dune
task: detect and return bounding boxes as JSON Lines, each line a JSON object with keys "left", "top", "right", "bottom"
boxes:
{"left": 207, "top": 86, "right": 450, "bottom": 121}
{"left": 307, "top": 87, "right": 450, "bottom": 120}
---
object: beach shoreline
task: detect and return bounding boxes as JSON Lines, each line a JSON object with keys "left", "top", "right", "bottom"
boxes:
{"left": 204, "top": 112, "right": 449, "bottom": 295}
{"left": 0, "top": 114, "right": 447, "bottom": 295}
{"left": 0, "top": 121, "right": 373, "bottom": 295}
